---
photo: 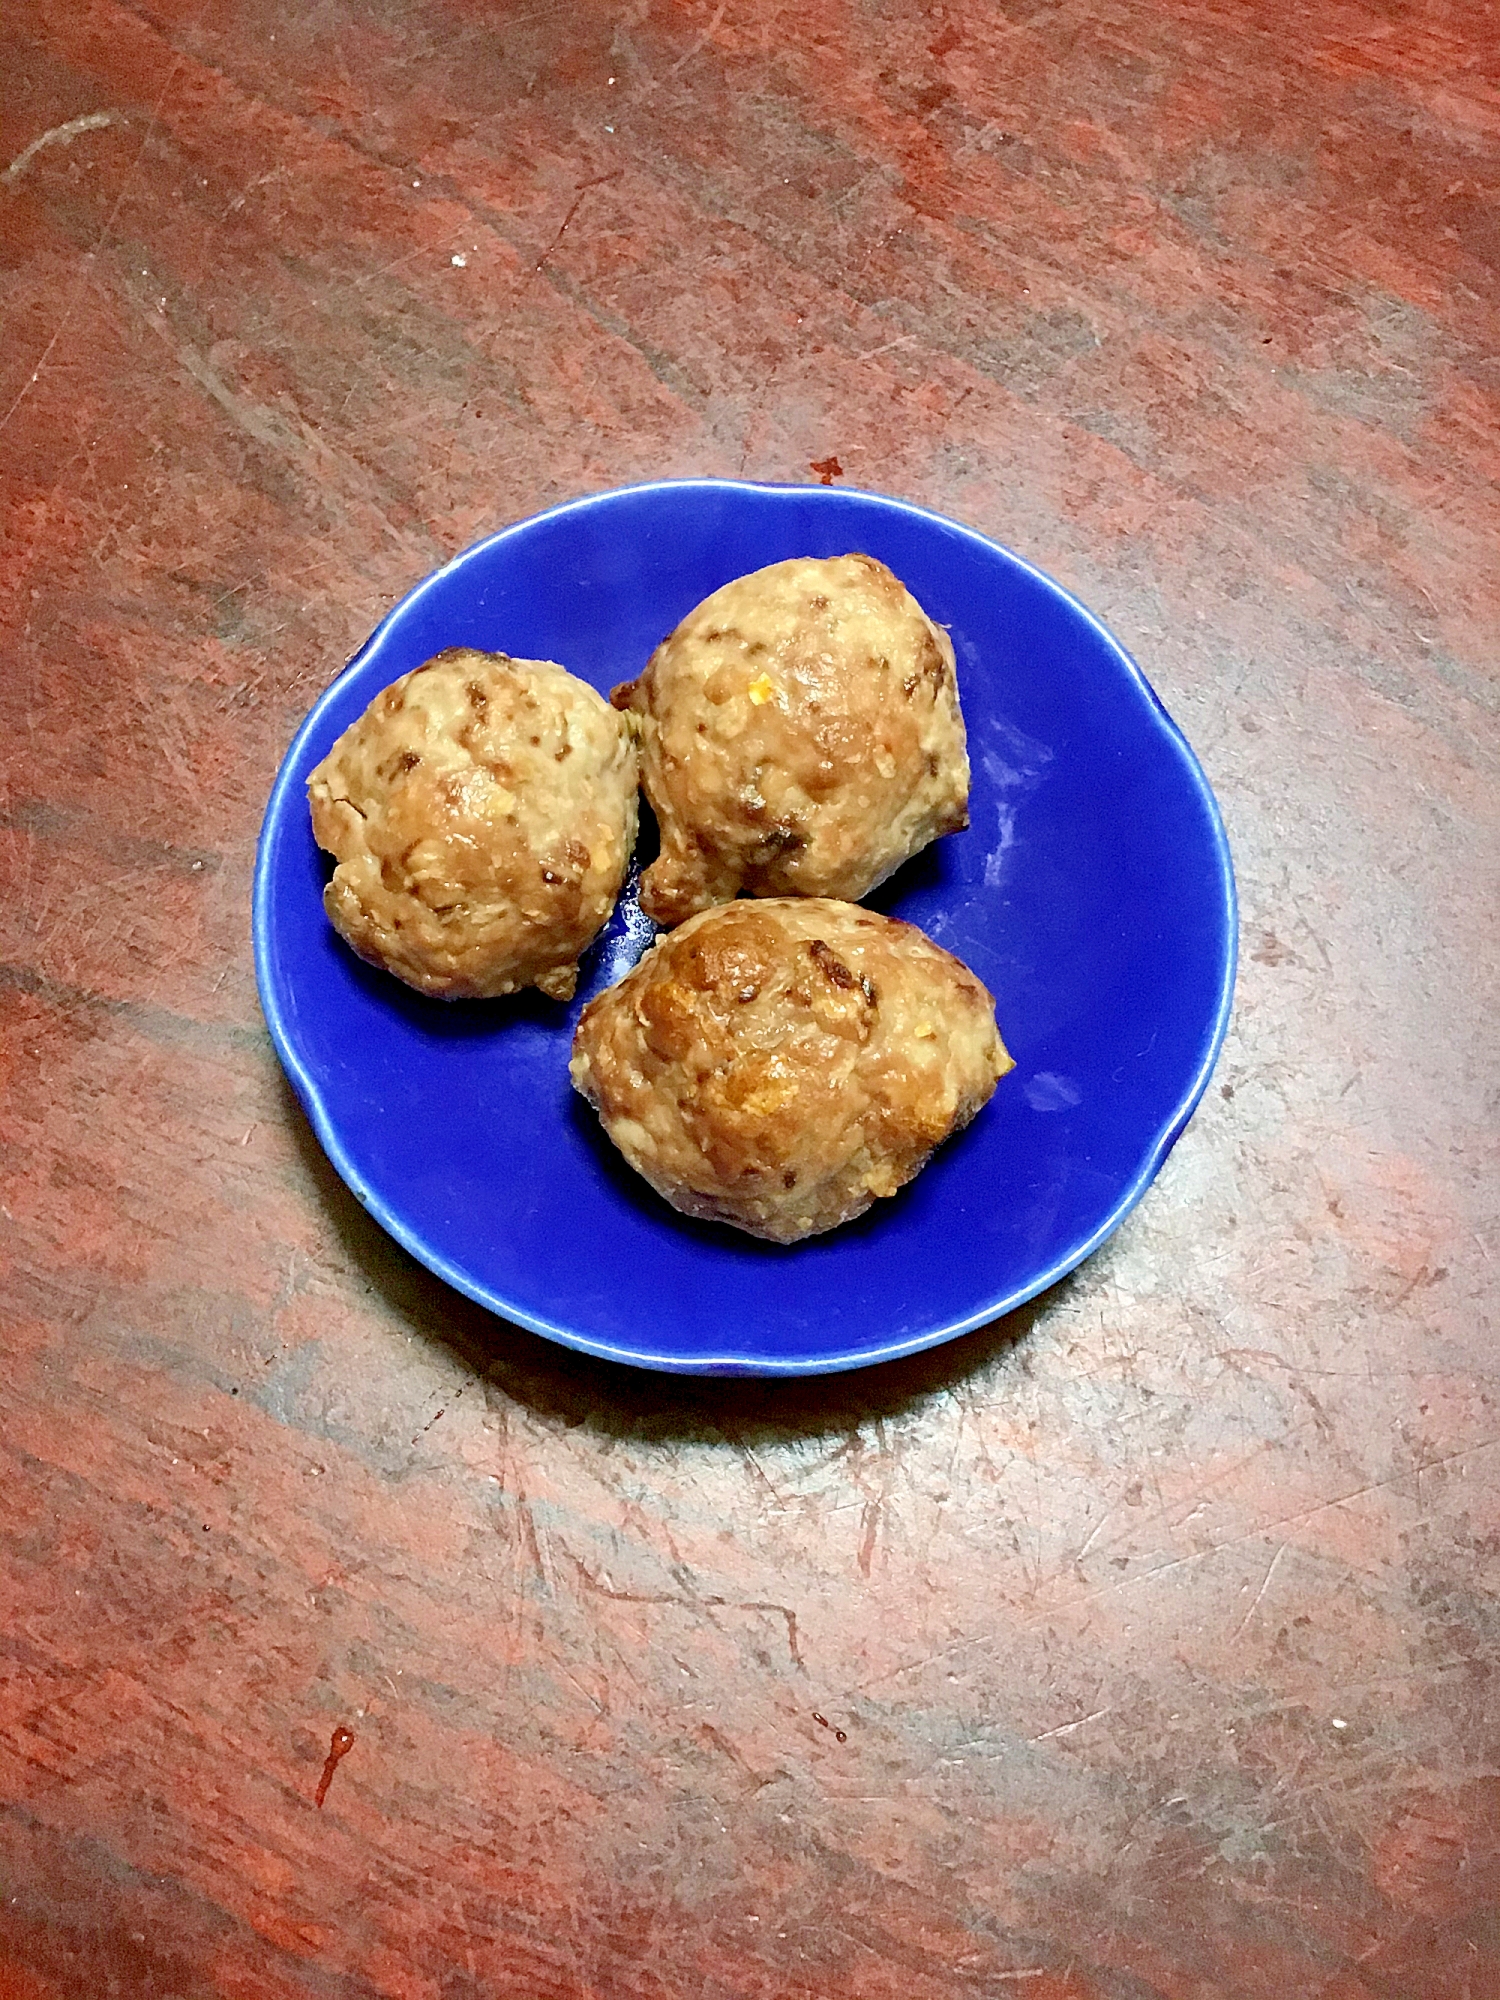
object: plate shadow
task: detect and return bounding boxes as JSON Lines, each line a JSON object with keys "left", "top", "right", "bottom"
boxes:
{"left": 280, "top": 1071, "right": 1069, "bottom": 1446}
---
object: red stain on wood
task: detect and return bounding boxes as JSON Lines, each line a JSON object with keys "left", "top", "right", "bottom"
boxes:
{"left": 314, "top": 1726, "right": 355, "bottom": 1809}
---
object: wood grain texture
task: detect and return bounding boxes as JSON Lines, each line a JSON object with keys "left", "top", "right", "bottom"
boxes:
{"left": 2, "top": 0, "right": 1497, "bottom": 1994}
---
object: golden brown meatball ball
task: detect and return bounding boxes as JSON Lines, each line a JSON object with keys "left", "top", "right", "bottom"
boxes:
{"left": 614, "top": 554, "right": 969, "bottom": 927}
{"left": 570, "top": 898, "right": 1011, "bottom": 1242}
{"left": 308, "top": 647, "right": 638, "bottom": 1001}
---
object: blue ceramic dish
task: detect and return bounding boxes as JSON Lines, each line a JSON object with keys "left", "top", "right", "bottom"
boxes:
{"left": 254, "top": 481, "right": 1236, "bottom": 1375}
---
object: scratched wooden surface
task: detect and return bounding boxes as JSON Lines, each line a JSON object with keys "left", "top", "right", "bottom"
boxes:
{"left": 2, "top": 0, "right": 1498, "bottom": 1994}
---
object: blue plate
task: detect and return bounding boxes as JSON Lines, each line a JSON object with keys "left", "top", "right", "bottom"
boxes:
{"left": 254, "top": 481, "right": 1236, "bottom": 1375}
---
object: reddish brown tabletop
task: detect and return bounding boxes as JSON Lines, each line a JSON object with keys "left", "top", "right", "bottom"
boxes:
{"left": 3, "top": 2, "right": 1497, "bottom": 1995}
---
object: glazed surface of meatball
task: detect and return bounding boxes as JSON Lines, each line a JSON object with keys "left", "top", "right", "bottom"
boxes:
{"left": 571, "top": 898, "right": 1011, "bottom": 1242}
{"left": 308, "top": 647, "right": 638, "bottom": 1000}
{"left": 615, "top": 554, "right": 969, "bottom": 926}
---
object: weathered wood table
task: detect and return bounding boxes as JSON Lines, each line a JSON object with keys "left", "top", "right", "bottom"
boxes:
{"left": 3, "top": 0, "right": 1496, "bottom": 1993}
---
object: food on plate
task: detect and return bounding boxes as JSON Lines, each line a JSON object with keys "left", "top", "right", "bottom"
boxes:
{"left": 613, "top": 553, "right": 970, "bottom": 927}
{"left": 307, "top": 647, "right": 638, "bottom": 1000}
{"left": 570, "top": 898, "right": 1010, "bottom": 1242}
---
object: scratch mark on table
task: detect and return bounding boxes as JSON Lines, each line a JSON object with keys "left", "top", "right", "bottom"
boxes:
{"left": 667, "top": 3, "right": 726, "bottom": 75}
{"left": 535, "top": 171, "right": 625, "bottom": 271}
{"left": 1031, "top": 1706, "right": 1113, "bottom": 1744}
{"left": 2, "top": 111, "right": 120, "bottom": 187}
{"left": 857, "top": 1497, "right": 881, "bottom": 1577}
{"left": 1231, "top": 1541, "right": 1288, "bottom": 1640}
{"left": 564, "top": 1550, "right": 806, "bottom": 1671}
{"left": 0, "top": 58, "right": 181, "bottom": 442}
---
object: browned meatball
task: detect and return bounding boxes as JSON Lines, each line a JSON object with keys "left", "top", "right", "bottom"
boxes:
{"left": 307, "top": 647, "right": 638, "bottom": 1001}
{"left": 614, "top": 554, "right": 970, "bottom": 927}
{"left": 570, "top": 899, "right": 1011, "bottom": 1242}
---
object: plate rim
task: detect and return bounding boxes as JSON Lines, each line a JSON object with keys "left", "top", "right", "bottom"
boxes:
{"left": 253, "top": 477, "right": 1238, "bottom": 1376}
